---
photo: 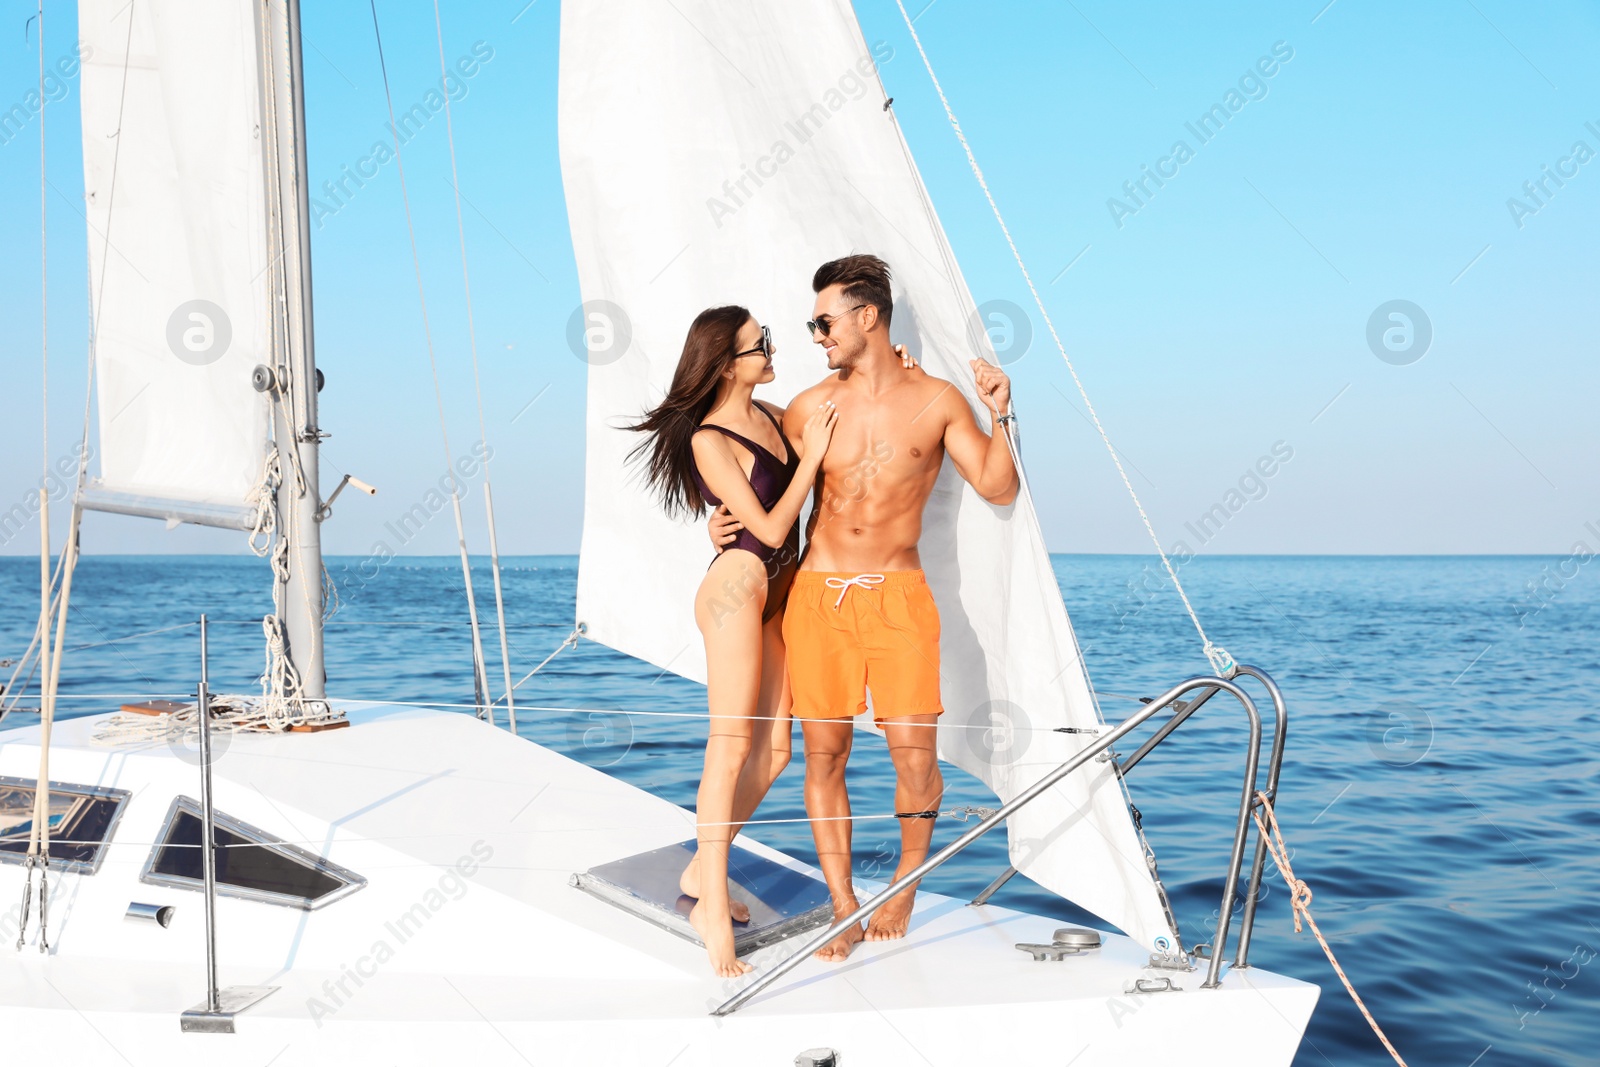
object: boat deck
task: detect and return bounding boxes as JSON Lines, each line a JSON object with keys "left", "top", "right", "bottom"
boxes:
{"left": 0, "top": 703, "right": 1317, "bottom": 1065}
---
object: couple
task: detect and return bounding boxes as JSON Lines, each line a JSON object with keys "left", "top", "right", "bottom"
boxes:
{"left": 630, "top": 254, "right": 1017, "bottom": 977}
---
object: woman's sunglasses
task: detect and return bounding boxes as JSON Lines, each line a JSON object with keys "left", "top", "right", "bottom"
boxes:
{"left": 733, "top": 325, "right": 773, "bottom": 359}
{"left": 806, "top": 304, "right": 866, "bottom": 338}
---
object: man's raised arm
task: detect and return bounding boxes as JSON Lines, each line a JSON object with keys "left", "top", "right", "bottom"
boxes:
{"left": 942, "top": 357, "right": 1018, "bottom": 506}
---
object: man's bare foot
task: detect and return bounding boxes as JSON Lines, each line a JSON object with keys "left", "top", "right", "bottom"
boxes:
{"left": 680, "top": 853, "right": 751, "bottom": 922}
{"left": 815, "top": 901, "right": 866, "bottom": 962}
{"left": 689, "top": 900, "right": 752, "bottom": 978}
{"left": 864, "top": 886, "right": 916, "bottom": 941}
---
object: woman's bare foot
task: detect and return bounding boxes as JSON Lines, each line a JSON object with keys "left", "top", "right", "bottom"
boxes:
{"left": 689, "top": 900, "right": 752, "bottom": 978}
{"left": 864, "top": 886, "right": 917, "bottom": 941}
{"left": 815, "top": 900, "right": 866, "bottom": 962}
{"left": 680, "top": 853, "right": 751, "bottom": 922}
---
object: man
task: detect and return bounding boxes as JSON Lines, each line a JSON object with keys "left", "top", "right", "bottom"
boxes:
{"left": 733, "top": 253, "right": 1017, "bottom": 961}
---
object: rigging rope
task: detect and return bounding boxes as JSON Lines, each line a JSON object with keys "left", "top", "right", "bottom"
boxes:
{"left": 888, "top": 0, "right": 1233, "bottom": 679}
{"left": 875, "top": 14, "right": 1191, "bottom": 948}
{"left": 1252, "top": 792, "right": 1410, "bottom": 1067}
{"left": 64, "top": 622, "right": 196, "bottom": 654}
{"left": 0, "top": 551, "right": 65, "bottom": 716}
{"left": 19, "top": 0, "right": 122, "bottom": 952}
{"left": 497, "top": 626, "right": 582, "bottom": 707}
{"left": 20, "top": 0, "right": 54, "bottom": 953}
{"left": 254, "top": 9, "right": 320, "bottom": 730}
{"left": 429, "top": 0, "right": 518, "bottom": 735}
{"left": 244, "top": 449, "right": 282, "bottom": 558}
{"left": 368, "top": 0, "right": 493, "bottom": 718}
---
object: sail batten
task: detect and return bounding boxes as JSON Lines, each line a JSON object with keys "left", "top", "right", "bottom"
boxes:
{"left": 78, "top": 0, "right": 272, "bottom": 522}
{"left": 560, "top": 1, "right": 1178, "bottom": 949}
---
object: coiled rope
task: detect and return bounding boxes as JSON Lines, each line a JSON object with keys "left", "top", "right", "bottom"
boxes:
{"left": 243, "top": 443, "right": 316, "bottom": 730}
{"left": 85, "top": 696, "right": 320, "bottom": 749}
{"left": 244, "top": 445, "right": 319, "bottom": 730}
{"left": 244, "top": 449, "right": 282, "bottom": 557}
{"left": 1252, "top": 791, "right": 1409, "bottom": 1066}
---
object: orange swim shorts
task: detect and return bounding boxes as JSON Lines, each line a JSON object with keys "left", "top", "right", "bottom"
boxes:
{"left": 782, "top": 570, "right": 944, "bottom": 721}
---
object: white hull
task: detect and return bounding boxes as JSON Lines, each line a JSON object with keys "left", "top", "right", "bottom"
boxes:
{"left": 0, "top": 705, "right": 1316, "bottom": 1065}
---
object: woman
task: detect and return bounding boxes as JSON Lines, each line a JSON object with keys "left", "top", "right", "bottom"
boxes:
{"left": 630, "top": 306, "right": 837, "bottom": 976}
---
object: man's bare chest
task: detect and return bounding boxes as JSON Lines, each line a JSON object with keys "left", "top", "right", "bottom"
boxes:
{"left": 818, "top": 396, "right": 945, "bottom": 491}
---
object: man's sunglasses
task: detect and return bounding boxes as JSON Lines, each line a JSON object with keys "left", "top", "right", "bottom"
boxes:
{"left": 806, "top": 304, "right": 866, "bottom": 338}
{"left": 733, "top": 324, "right": 773, "bottom": 359}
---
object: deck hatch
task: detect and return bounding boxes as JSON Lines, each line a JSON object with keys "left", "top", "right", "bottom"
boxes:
{"left": 0, "top": 775, "right": 131, "bottom": 875}
{"left": 573, "top": 840, "right": 834, "bottom": 955}
{"left": 140, "top": 796, "right": 365, "bottom": 910}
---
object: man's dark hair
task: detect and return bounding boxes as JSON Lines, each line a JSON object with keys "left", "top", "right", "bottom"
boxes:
{"left": 813, "top": 254, "right": 892, "bottom": 329}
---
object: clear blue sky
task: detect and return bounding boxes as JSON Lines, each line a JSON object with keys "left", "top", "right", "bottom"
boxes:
{"left": 3, "top": 0, "right": 1596, "bottom": 557}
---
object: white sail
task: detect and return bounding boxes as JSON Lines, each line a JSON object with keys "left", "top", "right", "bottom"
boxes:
{"left": 76, "top": 0, "right": 272, "bottom": 530}
{"left": 559, "top": 0, "right": 1178, "bottom": 950}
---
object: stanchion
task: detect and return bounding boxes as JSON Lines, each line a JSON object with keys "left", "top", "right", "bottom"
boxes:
{"left": 179, "top": 614, "right": 277, "bottom": 1034}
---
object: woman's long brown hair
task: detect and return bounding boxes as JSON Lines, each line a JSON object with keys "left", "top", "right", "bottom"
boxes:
{"left": 628, "top": 305, "right": 752, "bottom": 518}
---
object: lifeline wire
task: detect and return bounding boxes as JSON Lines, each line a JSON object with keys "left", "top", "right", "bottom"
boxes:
{"left": 29, "top": 806, "right": 1005, "bottom": 849}
{"left": 78, "top": 696, "right": 1092, "bottom": 735}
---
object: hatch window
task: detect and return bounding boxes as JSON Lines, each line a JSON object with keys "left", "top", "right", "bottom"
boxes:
{"left": 0, "top": 776, "right": 131, "bottom": 875}
{"left": 140, "top": 796, "right": 365, "bottom": 910}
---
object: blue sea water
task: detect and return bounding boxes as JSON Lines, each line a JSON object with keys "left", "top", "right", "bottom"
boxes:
{"left": 2, "top": 553, "right": 1596, "bottom": 1066}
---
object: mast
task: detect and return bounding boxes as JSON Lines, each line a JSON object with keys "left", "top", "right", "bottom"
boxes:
{"left": 258, "top": 0, "right": 326, "bottom": 703}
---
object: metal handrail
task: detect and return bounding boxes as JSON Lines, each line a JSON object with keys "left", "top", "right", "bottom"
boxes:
{"left": 1115, "top": 666, "right": 1288, "bottom": 970}
{"left": 1230, "top": 665, "right": 1288, "bottom": 970}
{"left": 711, "top": 674, "right": 1264, "bottom": 1016}
{"left": 1116, "top": 684, "right": 1224, "bottom": 776}
{"left": 963, "top": 678, "right": 1233, "bottom": 909}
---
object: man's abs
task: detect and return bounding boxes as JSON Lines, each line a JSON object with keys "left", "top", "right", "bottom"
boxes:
{"left": 804, "top": 517, "right": 923, "bottom": 572}
{"left": 801, "top": 444, "right": 940, "bottom": 572}
{"left": 791, "top": 372, "right": 951, "bottom": 573}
